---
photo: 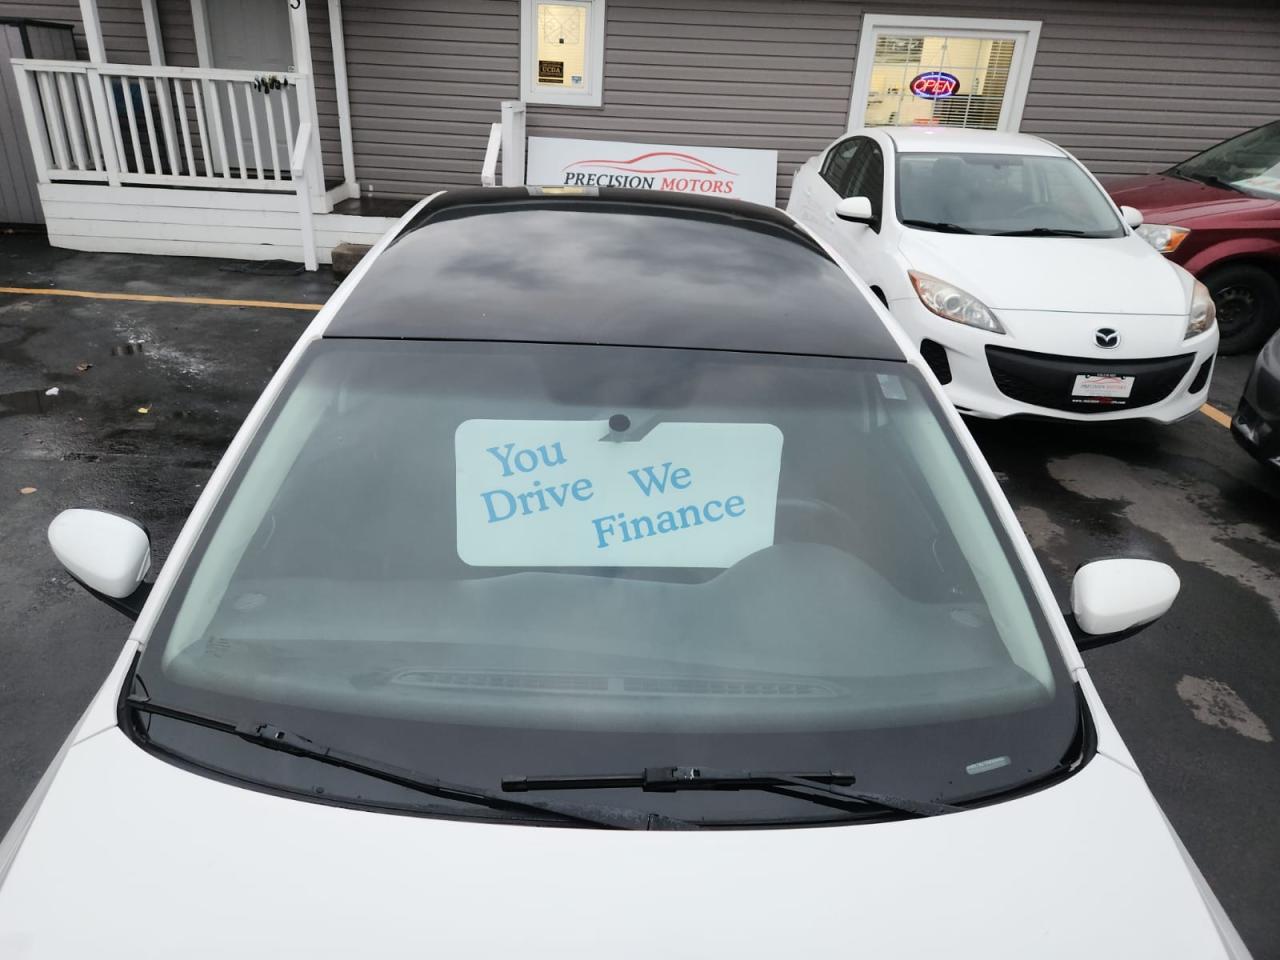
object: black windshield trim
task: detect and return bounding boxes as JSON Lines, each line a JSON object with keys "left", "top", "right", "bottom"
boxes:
{"left": 117, "top": 660, "right": 692, "bottom": 831}
{"left": 934, "top": 681, "right": 1096, "bottom": 808}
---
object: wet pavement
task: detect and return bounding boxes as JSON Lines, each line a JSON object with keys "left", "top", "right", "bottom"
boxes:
{"left": 2, "top": 234, "right": 1278, "bottom": 955}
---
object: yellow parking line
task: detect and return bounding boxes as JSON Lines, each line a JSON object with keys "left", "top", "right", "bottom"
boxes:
{"left": 1200, "top": 403, "right": 1232, "bottom": 429}
{"left": 0, "top": 286, "right": 322, "bottom": 312}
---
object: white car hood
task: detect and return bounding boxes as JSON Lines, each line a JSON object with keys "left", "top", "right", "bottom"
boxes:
{"left": 898, "top": 232, "right": 1188, "bottom": 315}
{"left": 0, "top": 727, "right": 1232, "bottom": 958}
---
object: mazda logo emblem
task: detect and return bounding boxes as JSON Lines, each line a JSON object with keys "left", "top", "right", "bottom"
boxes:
{"left": 1095, "top": 328, "right": 1120, "bottom": 349}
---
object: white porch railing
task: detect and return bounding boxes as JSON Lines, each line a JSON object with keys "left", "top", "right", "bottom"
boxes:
{"left": 12, "top": 59, "right": 311, "bottom": 190}
{"left": 12, "top": 58, "right": 321, "bottom": 268}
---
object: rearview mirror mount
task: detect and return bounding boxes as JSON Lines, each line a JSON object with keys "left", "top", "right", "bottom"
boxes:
{"left": 1069, "top": 558, "right": 1179, "bottom": 649}
{"left": 48, "top": 509, "right": 153, "bottom": 620}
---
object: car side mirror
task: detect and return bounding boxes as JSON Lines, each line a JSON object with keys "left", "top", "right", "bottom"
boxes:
{"left": 48, "top": 509, "right": 153, "bottom": 620}
{"left": 1120, "top": 205, "right": 1144, "bottom": 229}
{"left": 1069, "top": 558, "right": 1179, "bottom": 649}
{"left": 835, "top": 196, "right": 876, "bottom": 225}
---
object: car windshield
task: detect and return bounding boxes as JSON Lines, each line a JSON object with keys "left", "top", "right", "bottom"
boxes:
{"left": 1168, "top": 120, "right": 1280, "bottom": 199}
{"left": 896, "top": 152, "right": 1125, "bottom": 237}
{"left": 131, "top": 339, "right": 1079, "bottom": 826}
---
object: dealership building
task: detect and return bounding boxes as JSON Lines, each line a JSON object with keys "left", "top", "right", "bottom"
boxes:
{"left": 1, "top": 0, "right": 1277, "bottom": 265}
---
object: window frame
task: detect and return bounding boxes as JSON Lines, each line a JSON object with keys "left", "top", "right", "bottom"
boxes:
{"left": 846, "top": 14, "right": 1042, "bottom": 133}
{"left": 844, "top": 138, "right": 885, "bottom": 230}
{"left": 520, "top": 0, "right": 607, "bottom": 108}
{"left": 820, "top": 137, "right": 860, "bottom": 193}
{"left": 822, "top": 137, "right": 885, "bottom": 231}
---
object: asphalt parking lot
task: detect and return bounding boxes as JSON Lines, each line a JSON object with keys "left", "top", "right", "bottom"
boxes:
{"left": 2, "top": 234, "right": 1278, "bottom": 954}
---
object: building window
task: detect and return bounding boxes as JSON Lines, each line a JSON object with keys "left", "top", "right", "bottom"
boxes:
{"left": 848, "top": 15, "right": 1041, "bottom": 132}
{"left": 521, "top": 0, "right": 606, "bottom": 107}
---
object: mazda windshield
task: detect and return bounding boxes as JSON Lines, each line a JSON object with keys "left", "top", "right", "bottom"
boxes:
{"left": 897, "top": 152, "right": 1126, "bottom": 237}
{"left": 128, "top": 339, "right": 1081, "bottom": 827}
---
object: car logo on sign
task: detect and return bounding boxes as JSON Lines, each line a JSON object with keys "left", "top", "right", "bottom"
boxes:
{"left": 1095, "top": 328, "right": 1120, "bottom": 349}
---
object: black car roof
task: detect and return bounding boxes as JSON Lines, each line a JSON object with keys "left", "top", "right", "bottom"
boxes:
{"left": 324, "top": 187, "right": 904, "bottom": 361}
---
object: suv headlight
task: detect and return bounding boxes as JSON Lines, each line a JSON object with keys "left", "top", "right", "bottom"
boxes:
{"left": 908, "top": 271, "right": 1004, "bottom": 334}
{"left": 1135, "top": 223, "right": 1191, "bottom": 254}
{"left": 1186, "top": 279, "right": 1216, "bottom": 339}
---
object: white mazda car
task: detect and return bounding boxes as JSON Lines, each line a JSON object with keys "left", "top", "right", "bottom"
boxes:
{"left": 787, "top": 128, "right": 1219, "bottom": 421}
{"left": 0, "top": 188, "right": 1250, "bottom": 957}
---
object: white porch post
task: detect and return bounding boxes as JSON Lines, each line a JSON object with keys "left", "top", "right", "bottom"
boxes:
{"left": 189, "top": 0, "right": 212, "bottom": 68}
{"left": 140, "top": 0, "right": 163, "bottom": 64}
{"left": 141, "top": 0, "right": 179, "bottom": 174}
{"left": 288, "top": 0, "right": 327, "bottom": 208}
{"left": 500, "top": 101, "right": 526, "bottom": 186}
{"left": 78, "top": 0, "right": 122, "bottom": 184}
{"left": 77, "top": 0, "right": 107, "bottom": 62}
{"left": 328, "top": 0, "right": 358, "bottom": 199}
{"left": 188, "top": 0, "right": 227, "bottom": 174}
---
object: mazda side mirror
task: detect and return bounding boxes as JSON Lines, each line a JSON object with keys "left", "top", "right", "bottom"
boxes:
{"left": 1069, "top": 558, "right": 1179, "bottom": 649}
{"left": 835, "top": 196, "right": 876, "bottom": 225}
{"left": 48, "top": 509, "right": 153, "bottom": 619}
{"left": 1120, "top": 205, "right": 1144, "bottom": 229}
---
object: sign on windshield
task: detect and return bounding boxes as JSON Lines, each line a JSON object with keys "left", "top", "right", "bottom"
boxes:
{"left": 455, "top": 419, "right": 784, "bottom": 567}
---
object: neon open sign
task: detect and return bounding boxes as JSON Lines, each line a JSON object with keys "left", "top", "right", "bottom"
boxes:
{"left": 910, "top": 71, "right": 960, "bottom": 99}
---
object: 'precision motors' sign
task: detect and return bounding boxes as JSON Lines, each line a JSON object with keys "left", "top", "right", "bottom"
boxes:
{"left": 526, "top": 136, "right": 779, "bottom": 206}
{"left": 455, "top": 419, "right": 784, "bottom": 567}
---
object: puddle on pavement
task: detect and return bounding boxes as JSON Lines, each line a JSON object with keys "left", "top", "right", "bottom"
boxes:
{"left": 0, "top": 387, "right": 75, "bottom": 418}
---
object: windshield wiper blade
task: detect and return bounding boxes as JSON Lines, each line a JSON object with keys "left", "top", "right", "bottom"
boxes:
{"left": 503, "top": 766, "right": 961, "bottom": 818}
{"left": 990, "top": 227, "right": 1092, "bottom": 237}
{"left": 1182, "top": 171, "right": 1242, "bottom": 193}
{"left": 127, "top": 696, "right": 693, "bottom": 830}
{"left": 900, "top": 218, "right": 975, "bottom": 234}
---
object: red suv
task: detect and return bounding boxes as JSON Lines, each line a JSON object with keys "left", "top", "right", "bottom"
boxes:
{"left": 1107, "top": 120, "right": 1280, "bottom": 354}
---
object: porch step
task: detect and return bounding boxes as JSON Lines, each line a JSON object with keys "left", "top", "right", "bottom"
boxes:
{"left": 331, "top": 195, "right": 419, "bottom": 218}
{"left": 331, "top": 241, "right": 373, "bottom": 279}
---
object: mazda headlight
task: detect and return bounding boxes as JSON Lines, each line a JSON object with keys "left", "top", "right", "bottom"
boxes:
{"left": 1135, "top": 223, "right": 1191, "bottom": 254}
{"left": 908, "top": 271, "right": 1004, "bottom": 334}
{"left": 1186, "top": 279, "right": 1216, "bottom": 339}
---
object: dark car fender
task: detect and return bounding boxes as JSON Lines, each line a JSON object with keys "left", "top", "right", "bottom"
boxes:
{"left": 1181, "top": 234, "right": 1280, "bottom": 277}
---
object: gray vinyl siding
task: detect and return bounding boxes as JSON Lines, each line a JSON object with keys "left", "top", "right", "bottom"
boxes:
{"left": 0, "top": 0, "right": 152, "bottom": 62}
{"left": 528, "top": 0, "right": 856, "bottom": 206}
{"left": 0, "top": 24, "right": 42, "bottom": 223}
{"left": 3, "top": 0, "right": 1278, "bottom": 205}
{"left": 0, "top": 19, "right": 76, "bottom": 224}
{"left": 336, "top": 0, "right": 520, "bottom": 198}
{"left": 881, "top": 0, "right": 1280, "bottom": 177}
{"left": 334, "top": 0, "right": 1280, "bottom": 202}
{"left": 306, "top": 0, "right": 347, "bottom": 184}
{"left": 156, "top": 0, "right": 198, "bottom": 67}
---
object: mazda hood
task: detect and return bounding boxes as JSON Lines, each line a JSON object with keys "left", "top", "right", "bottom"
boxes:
{"left": 898, "top": 231, "right": 1190, "bottom": 315}
{"left": 0, "top": 727, "right": 1237, "bottom": 958}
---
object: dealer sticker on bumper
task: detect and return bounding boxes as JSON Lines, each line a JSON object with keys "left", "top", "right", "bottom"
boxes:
{"left": 1072, "top": 374, "right": 1135, "bottom": 400}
